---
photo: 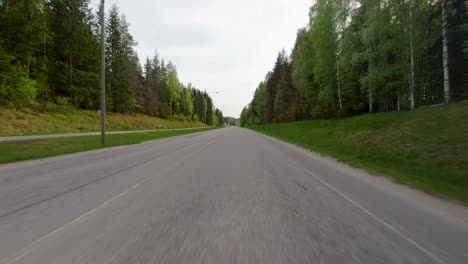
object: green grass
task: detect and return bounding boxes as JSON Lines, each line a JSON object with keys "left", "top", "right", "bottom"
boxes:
{"left": 0, "top": 102, "right": 205, "bottom": 136}
{"left": 0, "top": 128, "right": 216, "bottom": 164}
{"left": 250, "top": 102, "right": 468, "bottom": 204}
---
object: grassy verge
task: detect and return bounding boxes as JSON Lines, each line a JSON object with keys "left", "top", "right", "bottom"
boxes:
{"left": 0, "top": 102, "right": 205, "bottom": 136}
{"left": 250, "top": 102, "right": 468, "bottom": 204}
{"left": 0, "top": 128, "right": 216, "bottom": 164}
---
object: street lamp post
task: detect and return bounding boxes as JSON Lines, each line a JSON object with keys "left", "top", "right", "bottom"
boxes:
{"left": 204, "top": 91, "right": 220, "bottom": 125}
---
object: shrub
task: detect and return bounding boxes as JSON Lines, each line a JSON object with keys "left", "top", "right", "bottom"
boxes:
{"left": 55, "top": 96, "right": 70, "bottom": 106}
{"left": 0, "top": 66, "right": 37, "bottom": 105}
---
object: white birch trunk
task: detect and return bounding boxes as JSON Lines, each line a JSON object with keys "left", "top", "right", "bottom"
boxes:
{"left": 335, "top": 0, "right": 348, "bottom": 111}
{"left": 409, "top": 0, "right": 416, "bottom": 110}
{"left": 441, "top": 0, "right": 450, "bottom": 103}
{"left": 336, "top": 52, "right": 343, "bottom": 110}
{"left": 366, "top": 25, "right": 373, "bottom": 113}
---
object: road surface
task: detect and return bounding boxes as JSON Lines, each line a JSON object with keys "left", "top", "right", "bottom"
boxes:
{"left": 0, "top": 127, "right": 205, "bottom": 142}
{"left": 0, "top": 127, "right": 467, "bottom": 264}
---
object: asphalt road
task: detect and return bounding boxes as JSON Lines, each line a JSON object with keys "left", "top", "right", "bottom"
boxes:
{"left": 0, "top": 127, "right": 467, "bottom": 264}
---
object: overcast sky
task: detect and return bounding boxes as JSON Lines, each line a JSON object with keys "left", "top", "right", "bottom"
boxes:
{"left": 94, "top": 0, "right": 312, "bottom": 117}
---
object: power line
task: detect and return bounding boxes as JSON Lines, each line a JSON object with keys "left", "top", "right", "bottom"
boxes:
{"left": 0, "top": 35, "right": 96, "bottom": 75}
{"left": 135, "top": 43, "right": 151, "bottom": 59}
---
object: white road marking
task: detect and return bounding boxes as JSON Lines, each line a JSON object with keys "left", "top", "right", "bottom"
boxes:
{"left": 207, "top": 140, "right": 215, "bottom": 145}
{"left": 289, "top": 159, "right": 446, "bottom": 264}
{"left": 0, "top": 183, "right": 142, "bottom": 264}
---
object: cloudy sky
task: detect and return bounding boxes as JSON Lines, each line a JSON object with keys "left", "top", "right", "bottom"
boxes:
{"left": 94, "top": 0, "right": 312, "bottom": 117}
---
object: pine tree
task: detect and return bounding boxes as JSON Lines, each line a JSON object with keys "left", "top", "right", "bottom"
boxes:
{"left": 105, "top": 5, "right": 136, "bottom": 113}
{"left": 143, "top": 55, "right": 160, "bottom": 115}
{"left": 48, "top": 0, "right": 100, "bottom": 108}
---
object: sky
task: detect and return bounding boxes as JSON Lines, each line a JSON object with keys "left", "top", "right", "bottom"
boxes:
{"left": 93, "top": 0, "right": 312, "bottom": 117}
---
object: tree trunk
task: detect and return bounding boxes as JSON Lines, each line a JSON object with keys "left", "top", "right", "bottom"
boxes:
{"left": 366, "top": 25, "right": 373, "bottom": 113}
{"left": 397, "top": 92, "right": 400, "bottom": 112}
{"left": 336, "top": 52, "right": 343, "bottom": 110}
{"left": 409, "top": 0, "right": 416, "bottom": 110}
{"left": 441, "top": 0, "right": 450, "bottom": 103}
{"left": 335, "top": 0, "right": 346, "bottom": 110}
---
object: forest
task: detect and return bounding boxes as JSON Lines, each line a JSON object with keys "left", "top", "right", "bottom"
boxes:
{"left": 240, "top": 0, "right": 467, "bottom": 126}
{"left": 0, "top": 0, "right": 224, "bottom": 126}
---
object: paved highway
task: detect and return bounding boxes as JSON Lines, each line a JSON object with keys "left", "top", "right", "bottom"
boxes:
{"left": 0, "top": 127, "right": 467, "bottom": 264}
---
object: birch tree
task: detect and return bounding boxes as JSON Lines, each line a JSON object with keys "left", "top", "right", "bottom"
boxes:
{"left": 408, "top": 0, "right": 416, "bottom": 110}
{"left": 441, "top": 0, "right": 450, "bottom": 103}
{"left": 335, "top": 0, "right": 352, "bottom": 110}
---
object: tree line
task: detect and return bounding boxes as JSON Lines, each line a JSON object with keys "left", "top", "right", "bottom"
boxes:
{"left": 241, "top": 0, "right": 467, "bottom": 126}
{"left": 0, "top": 0, "right": 223, "bottom": 125}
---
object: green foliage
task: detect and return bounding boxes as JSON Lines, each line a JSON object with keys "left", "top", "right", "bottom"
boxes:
{"left": 255, "top": 50, "right": 300, "bottom": 124}
{"left": 47, "top": 0, "right": 100, "bottom": 107}
{"left": 182, "top": 88, "right": 194, "bottom": 118}
{"left": 241, "top": 0, "right": 467, "bottom": 125}
{"left": 214, "top": 108, "right": 224, "bottom": 126}
{"left": 166, "top": 62, "right": 183, "bottom": 117}
{"left": 224, "top": 117, "right": 238, "bottom": 126}
{"left": 205, "top": 94, "right": 214, "bottom": 125}
{"left": 463, "top": 24, "right": 468, "bottom": 56}
{"left": 240, "top": 107, "right": 248, "bottom": 127}
{"left": 0, "top": 1, "right": 223, "bottom": 122}
{"left": 292, "top": 29, "right": 316, "bottom": 118}
{"left": 253, "top": 82, "right": 267, "bottom": 124}
{"left": 309, "top": 0, "right": 339, "bottom": 112}
{"left": 0, "top": 66, "right": 36, "bottom": 104}
{"left": 55, "top": 96, "right": 70, "bottom": 106}
{"left": 192, "top": 89, "right": 207, "bottom": 122}
{"left": 0, "top": 0, "right": 50, "bottom": 98}
{"left": 106, "top": 5, "right": 135, "bottom": 113}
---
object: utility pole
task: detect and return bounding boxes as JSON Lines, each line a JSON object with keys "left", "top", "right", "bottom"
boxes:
{"left": 100, "top": 0, "right": 106, "bottom": 145}
{"left": 69, "top": 0, "right": 73, "bottom": 104}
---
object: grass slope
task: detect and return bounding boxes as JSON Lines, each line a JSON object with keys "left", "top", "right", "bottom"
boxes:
{"left": 0, "top": 128, "right": 216, "bottom": 164}
{"left": 250, "top": 102, "right": 468, "bottom": 204}
{"left": 0, "top": 102, "right": 205, "bottom": 136}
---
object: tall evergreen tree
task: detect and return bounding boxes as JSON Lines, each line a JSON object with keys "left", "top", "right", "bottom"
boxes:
{"left": 205, "top": 92, "right": 213, "bottom": 125}
{"left": 48, "top": 0, "right": 100, "bottom": 108}
{"left": 105, "top": 5, "right": 136, "bottom": 113}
